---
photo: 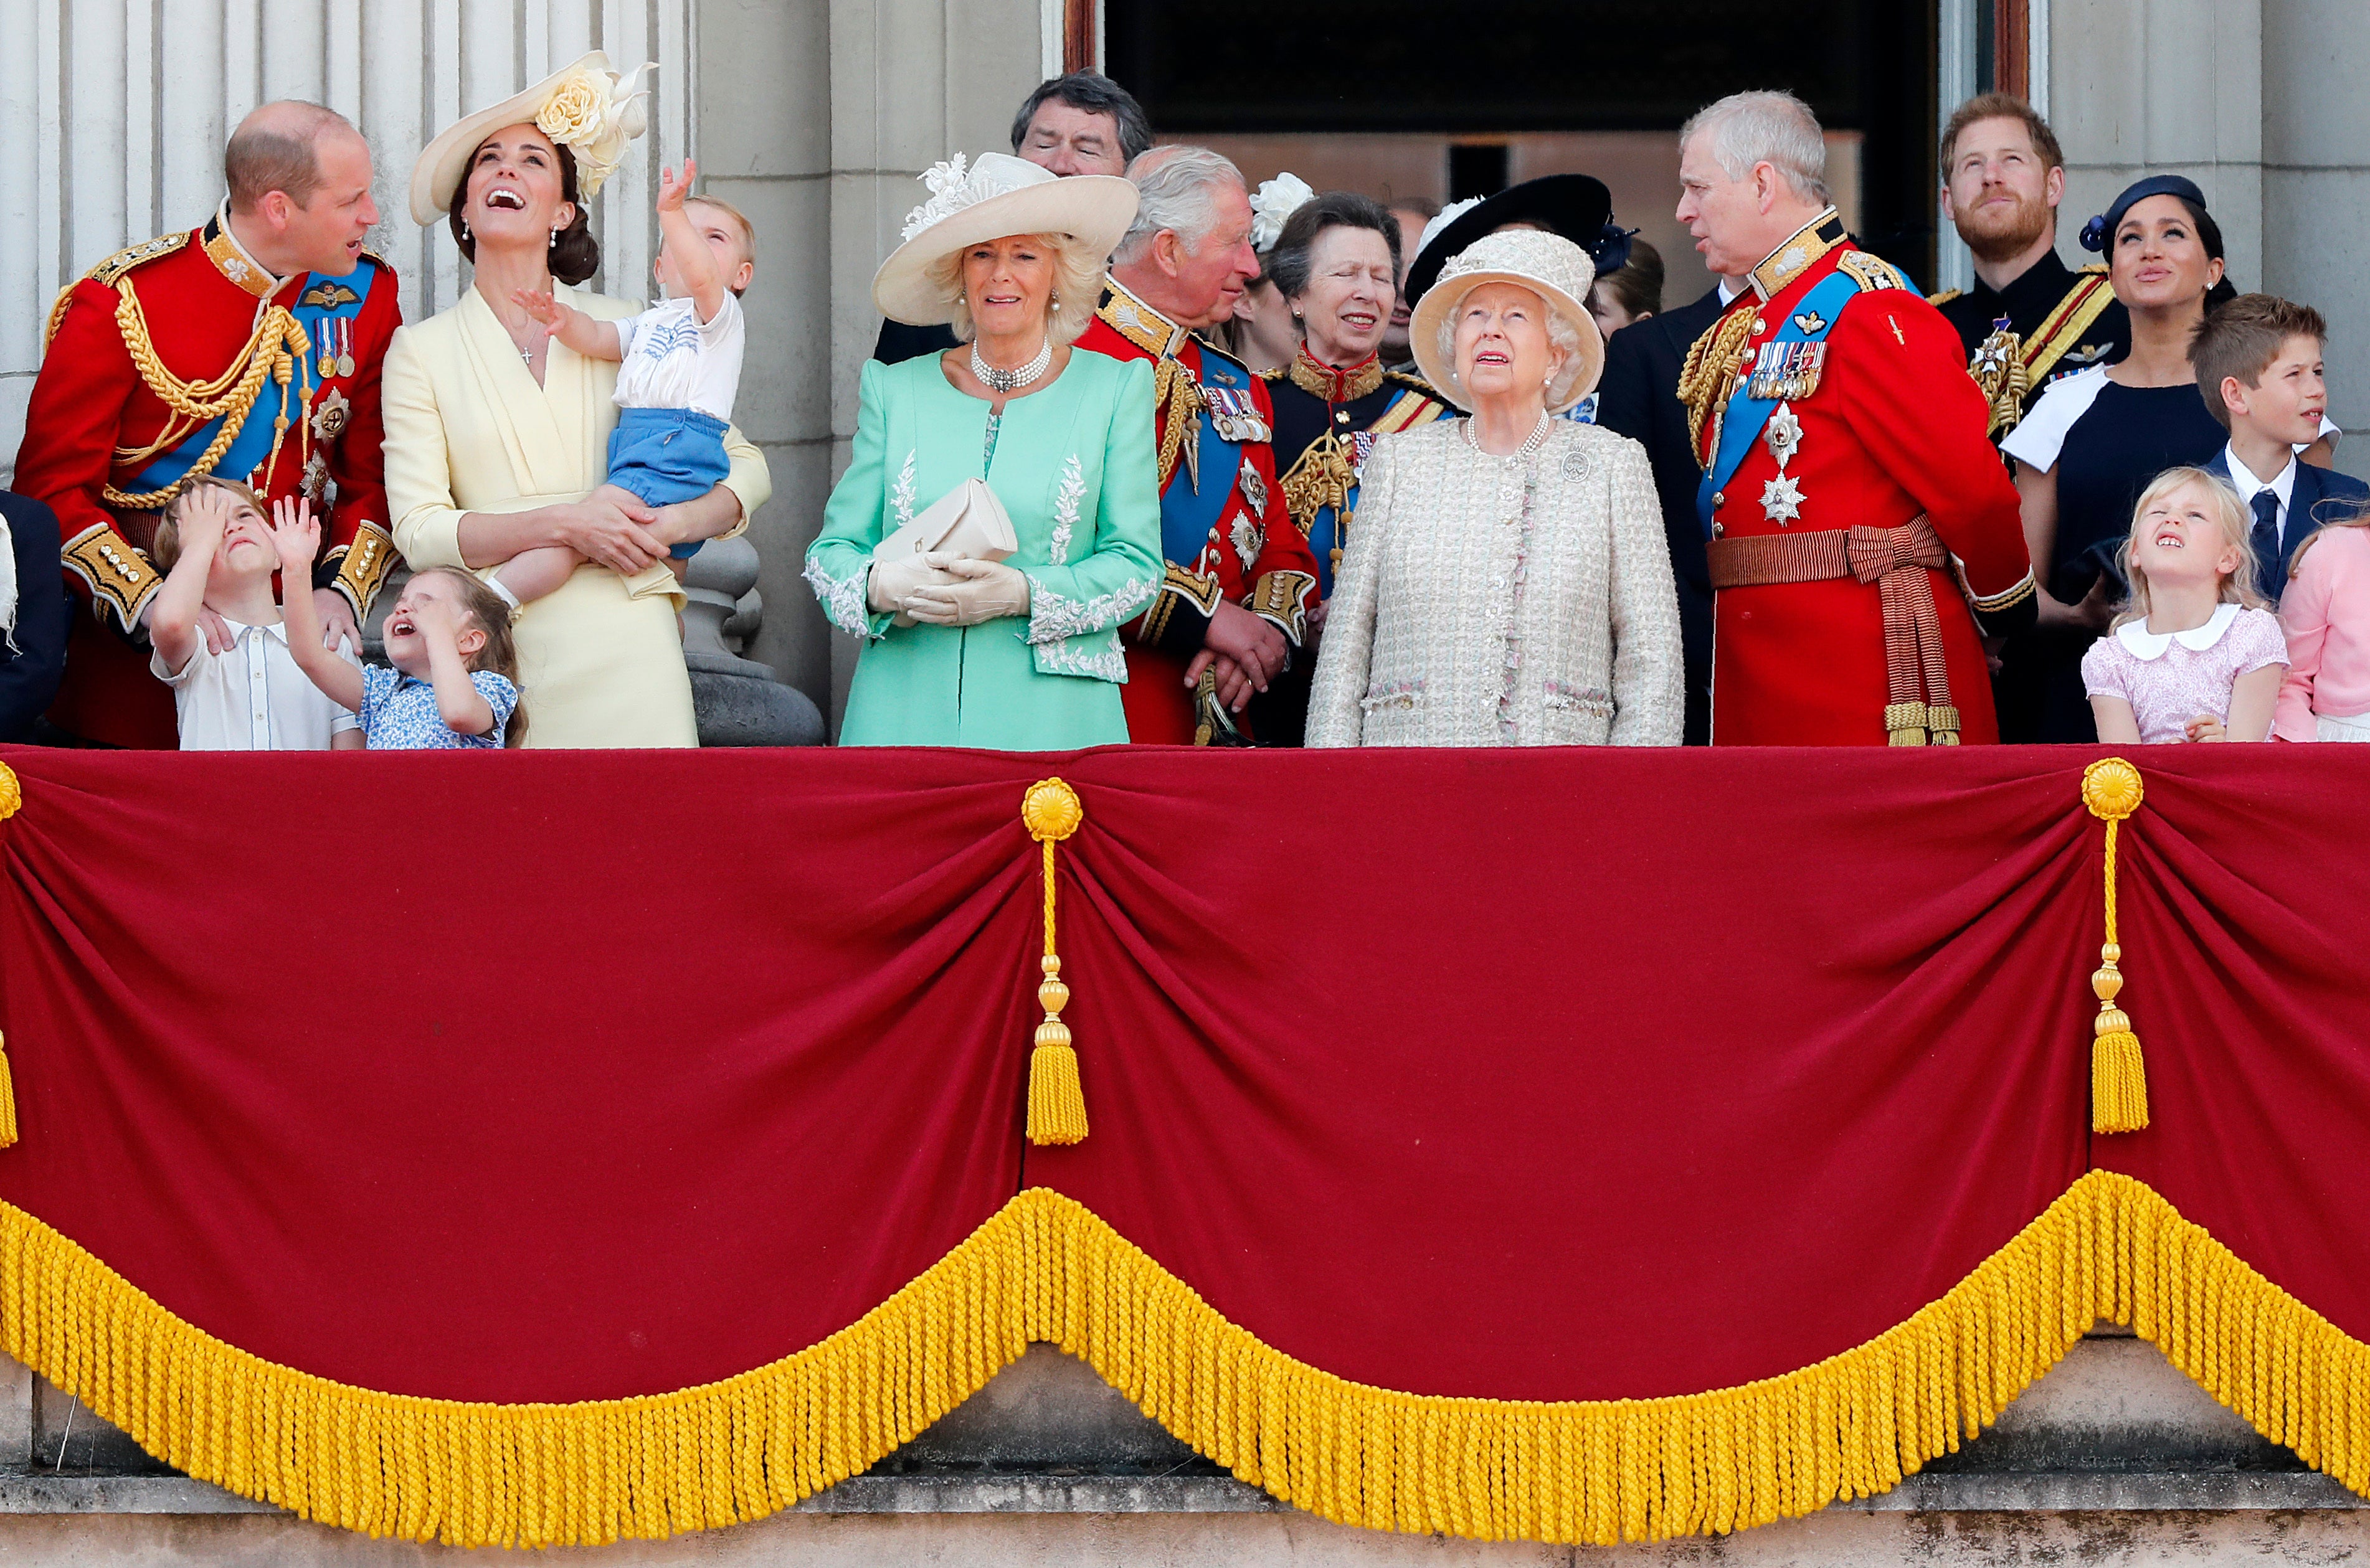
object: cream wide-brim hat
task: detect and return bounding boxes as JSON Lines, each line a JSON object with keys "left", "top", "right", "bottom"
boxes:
{"left": 871, "top": 153, "right": 1139, "bottom": 326}
{"left": 407, "top": 51, "right": 650, "bottom": 226}
{"left": 1410, "top": 228, "right": 1604, "bottom": 415}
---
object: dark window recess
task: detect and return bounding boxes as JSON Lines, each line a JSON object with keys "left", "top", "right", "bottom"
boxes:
{"left": 1106, "top": 0, "right": 1941, "bottom": 286}
{"left": 1448, "top": 144, "right": 1509, "bottom": 202}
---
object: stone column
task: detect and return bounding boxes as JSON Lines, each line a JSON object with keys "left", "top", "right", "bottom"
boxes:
{"left": 2047, "top": 0, "right": 2264, "bottom": 324}
{"left": 2263, "top": 1, "right": 2370, "bottom": 442}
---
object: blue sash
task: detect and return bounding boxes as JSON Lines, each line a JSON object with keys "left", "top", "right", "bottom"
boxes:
{"left": 123, "top": 258, "right": 376, "bottom": 503}
{"left": 1694, "top": 270, "right": 1860, "bottom": 538}
{"left": 1159, "top": 355, "right": 1251, "bottom": 565}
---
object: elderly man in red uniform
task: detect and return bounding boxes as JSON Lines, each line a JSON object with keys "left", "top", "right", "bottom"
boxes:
{"left": 17, "top": 100, "right": 401, "bottom": 747}
{"left": 1674, "top": 91, "right": 2036, "bottom": 745}
{"left": 1076, "top": 144, "right": 1318, "bottom": 745}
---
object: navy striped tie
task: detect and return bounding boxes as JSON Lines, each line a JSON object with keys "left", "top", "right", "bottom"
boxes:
{"left": 2250, "top": 489, "right": 2283, "bottom": 602}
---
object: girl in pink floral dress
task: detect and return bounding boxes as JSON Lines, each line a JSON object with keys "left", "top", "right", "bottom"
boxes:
{"left": 2083, "top": 467, "right": 2289, "bottom": 743}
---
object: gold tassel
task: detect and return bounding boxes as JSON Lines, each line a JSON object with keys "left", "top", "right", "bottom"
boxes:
{"left": 0, "top": 1034, "right": 18, "bottom": 1149}
{"left": 0, "top": 765, "right": 19, "bottom": 1149}
{"left": 1021, "top": 778, "right": 1087, "bottom": 1145}
{"left": 2082, "top": 758, "right": 2148, "bottom": 1133}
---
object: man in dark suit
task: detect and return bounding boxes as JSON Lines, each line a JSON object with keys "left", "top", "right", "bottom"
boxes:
{"left": 2192, "top": 295, "right": 2368, "bottom": 605}
{"left": 1595, "top": 284, "right": 1730, "bottom": 744}
{"left": 873, "top": 72, "right": 1154, "bottom": 366}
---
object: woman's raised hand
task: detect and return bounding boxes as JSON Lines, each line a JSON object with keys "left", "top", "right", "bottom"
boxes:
{"left": 557, "top": 497, "right": 667, "bottom": 575}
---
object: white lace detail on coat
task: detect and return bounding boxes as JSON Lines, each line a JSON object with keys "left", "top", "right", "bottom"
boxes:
{"left": 803, "top": 557, "right": 873, "bottom": 639}
{"left": 889, "top": 450, "right": 919, "bottom": 527}
{"left": 1047, "top": 455, "right": 1084, "bottom": 565}
{"left": 1022, "top": 571, "right": 1159, "bottom": 645}
{"left": 1030, "top": 632, "right": 1130, "bottom": 682}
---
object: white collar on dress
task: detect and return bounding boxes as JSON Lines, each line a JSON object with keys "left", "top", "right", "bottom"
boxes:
{"left": 2114, "top": 601, "right": 2240, "bottom": 661}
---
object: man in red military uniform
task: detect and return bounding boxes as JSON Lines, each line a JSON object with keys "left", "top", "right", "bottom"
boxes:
{"left": 1674, "top": 92, "right": 2036, "bottom": 745}
{"left": 1075, "top": 144, "right": 1318, "bottom": 745}
{"left": 17, "top": 100, "right": 402, "bottom": 747}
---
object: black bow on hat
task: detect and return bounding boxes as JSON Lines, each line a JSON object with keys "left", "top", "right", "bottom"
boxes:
{"left": 2080, "top": 174, "right": 2213, "bottom": 253}
{"left": 1406, "top": 174, "right": 1630, "bottom": 301}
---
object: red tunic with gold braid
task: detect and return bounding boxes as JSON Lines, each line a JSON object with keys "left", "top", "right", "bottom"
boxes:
{"left": 16, "top": 213, "right": 403, "bottom": 747}
{"left": 1683, "top": 212, "right": 2036, "bottom": 746}
{"left": 1076, "top": 281, "right": 1318, "bottom": 745}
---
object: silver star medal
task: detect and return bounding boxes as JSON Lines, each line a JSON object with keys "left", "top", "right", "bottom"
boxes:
{"left": 1761, "top": 402, "right": 1805, "bottom": 524}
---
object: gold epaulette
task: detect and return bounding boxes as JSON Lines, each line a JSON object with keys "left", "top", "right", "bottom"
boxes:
{"left": 1256, "top": 366, "right": 1287, "bottom": 382}
{"left": 45, "top": 232, "right": 191, "bottom": 350}
{"left": 1927, "top": 287, "right": 1965, "bottom": 307}
{"left": 1838, "top": 250, "right": 1910, "bottom": 293}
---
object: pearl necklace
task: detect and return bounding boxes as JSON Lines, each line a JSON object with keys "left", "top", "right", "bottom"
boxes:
{"left": 1463, "top": 412, "right": 1553, "bottom": 461}
{"left": 971, "top": 338, "right": 1052, "bottom": 394}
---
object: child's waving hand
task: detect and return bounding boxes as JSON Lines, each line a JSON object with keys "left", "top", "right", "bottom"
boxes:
{"left": 269, "top": 496, "right": 320, "bottom": 578}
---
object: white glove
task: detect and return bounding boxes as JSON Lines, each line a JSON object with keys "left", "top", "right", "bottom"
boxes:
{"left": 868, "top": 550, "right": 962, "bottom": 614}
{"left": 903, "top": 557, "right": 1031, "bottom": 626}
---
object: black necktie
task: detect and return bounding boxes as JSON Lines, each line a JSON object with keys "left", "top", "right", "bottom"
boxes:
{"left": 2250, "top": 489, "right": 2283, "bottom": 600}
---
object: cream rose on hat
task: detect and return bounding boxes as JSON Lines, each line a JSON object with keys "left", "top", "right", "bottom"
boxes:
{"left": 409, "top": 50, "right": 653, "bottom": 225}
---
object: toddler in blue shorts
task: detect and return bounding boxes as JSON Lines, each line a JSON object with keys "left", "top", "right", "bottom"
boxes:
{"left": 503, "top": 157, "right": 754, "bottom": 608}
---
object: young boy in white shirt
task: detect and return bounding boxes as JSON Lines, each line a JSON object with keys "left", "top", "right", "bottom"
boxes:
{"left": 503, "top": 158, "right": 754, "bottom": 608}
{"left": 148, "top": 478, "right": 363, "bottom": 750}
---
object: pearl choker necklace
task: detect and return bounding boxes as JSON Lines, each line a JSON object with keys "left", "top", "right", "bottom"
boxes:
{"left": 972, "top": 339, "right": 1053, "bottom": 393}
{"left": 1463, "top": 412, "right": 1553, "bottom": 460}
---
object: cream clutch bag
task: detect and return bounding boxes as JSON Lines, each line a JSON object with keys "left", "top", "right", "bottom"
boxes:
{"left": 874, "top": 478, "right": 1018, "bottom": 628}
{"left": 875, "top": 478, "right": 1017, "bottom": 565}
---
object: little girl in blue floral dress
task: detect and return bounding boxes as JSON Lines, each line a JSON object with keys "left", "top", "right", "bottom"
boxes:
{"left": 275, "top": 504, "right": 524, "bottom": 748}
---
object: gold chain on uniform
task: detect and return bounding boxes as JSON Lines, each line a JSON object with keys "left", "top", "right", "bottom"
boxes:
{"left": 1150, "top": 357, "right": 1205, "bottom": 492}
{"left": 102, "top": 278, "right": 312, "bottom": 510}
{"left": 1676, "top": 306, "right": 1759, "bottom": 464}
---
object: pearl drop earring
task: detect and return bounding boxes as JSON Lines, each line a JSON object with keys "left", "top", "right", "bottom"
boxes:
{"left": 460, "top": 219, "right": 471, "bottom": 241}
{"left": 549, "top": 228, "right": 560, "bottom": 250}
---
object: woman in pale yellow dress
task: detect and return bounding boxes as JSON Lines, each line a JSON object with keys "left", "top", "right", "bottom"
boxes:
{"left": 382, "top": 53, "right": 769, "bottom": 747}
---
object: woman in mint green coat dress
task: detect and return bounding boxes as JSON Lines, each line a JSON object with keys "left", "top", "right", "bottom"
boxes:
{"left": 805, "top": 153, "right": 1160, "bottom": 749}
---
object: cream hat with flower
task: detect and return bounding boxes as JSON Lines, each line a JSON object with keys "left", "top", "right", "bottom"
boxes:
{"left": 1410, "top": 228, "right": 1603, "bottom": 415}
{"left": 408, "top": 51, "right": 653, "bottom": 226}
{"left": 871, "top": 153, "right": 1139, "bottom": 326}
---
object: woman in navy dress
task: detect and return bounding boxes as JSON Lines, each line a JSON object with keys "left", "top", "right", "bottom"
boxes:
{"left": 1999, "top": 176, "right": 2237, "bottom": 742}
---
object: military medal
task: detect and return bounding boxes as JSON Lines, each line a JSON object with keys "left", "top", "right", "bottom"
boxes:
{"left": 336, "top": 319, "right": 355, "bottom": 379}
{"left": 1764, "top": 403, "right": 1802, "bottom": 470}
{"left": 1236, "top": 457, "right": 1269, "bottom": 519}
{"left": 1747, "top": 341, "right": 1826, "bottom": 402}
{"left": 1760, "top": 473, "right": 1806, "bottom": 526}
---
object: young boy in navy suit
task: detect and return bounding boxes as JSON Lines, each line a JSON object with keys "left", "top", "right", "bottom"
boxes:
{"left": 2192, "top": 295, "right": 2368, "bottom": 604}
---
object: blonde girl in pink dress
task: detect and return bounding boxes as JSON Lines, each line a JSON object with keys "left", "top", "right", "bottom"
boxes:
{"left": 2082, "top": 467, "right": 2289, "bottom": 744}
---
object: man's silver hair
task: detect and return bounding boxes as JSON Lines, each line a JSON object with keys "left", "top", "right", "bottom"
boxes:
{"left": 1680, "top": 90, "right": 1832, "bottom": 207}
{"left": 1113, "top": 144, "right": 1244, "bottom": 265}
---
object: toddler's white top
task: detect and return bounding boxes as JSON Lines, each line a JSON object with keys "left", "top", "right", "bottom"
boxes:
{"left": 612, "top": 293, "right": 744, "bottom": 421}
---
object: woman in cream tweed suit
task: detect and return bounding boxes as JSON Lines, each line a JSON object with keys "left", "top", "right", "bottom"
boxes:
{"left": 1307, "top": 229, "right": 1681, "bottom": 747}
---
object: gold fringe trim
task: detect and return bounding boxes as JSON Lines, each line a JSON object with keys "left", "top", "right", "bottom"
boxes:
{"left": 3, "top": 1173, "right": 2366, "bottom": 1548}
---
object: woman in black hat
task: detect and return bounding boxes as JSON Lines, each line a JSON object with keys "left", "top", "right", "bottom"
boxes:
{"left": 1996, "top": 175, "right": 2238, "bottom": 742}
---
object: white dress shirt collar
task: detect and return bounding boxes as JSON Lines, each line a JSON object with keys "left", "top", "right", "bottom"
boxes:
{"left": 2224, "top": 444, "right": 2298, "bottom": 520}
